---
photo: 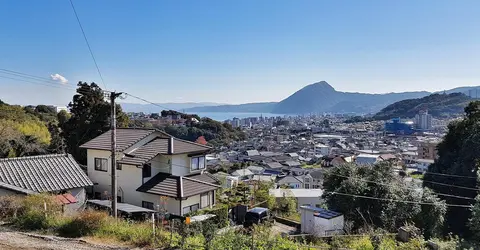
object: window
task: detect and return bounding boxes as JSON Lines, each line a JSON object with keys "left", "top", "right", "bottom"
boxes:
{"left": 142, "top": 163, "right": 152, "bottom": 178}
{"left": 304, "top": 183, "right": 310, "bottom": 189}
{"left": 182, "top": 204, "right": 199, "bottom": 215}
{"left": 94, "top": 192, "right": 101, "bottom": 199}
{"left": 191, "top": 156, "right": 205, "bottom": 171}
{"left": 191, "top": 157, "right": 199, "bottom": 171}
{"left": 201, "top": 192, "right": 210, "bottom": 208}
{"left": 199, "top": 156, "right": 205, "bottom": 169}
{"left": 142, "top": 201, "right": 154, "bottom": 210}
{"left": 94, "top": 158, "right": 108, "bottom": 172}
{"left": 117, "top": 196, "right": 122, "bottom": 203}
{"left": 116, "top": 163, "right": 122, "bottom": 170}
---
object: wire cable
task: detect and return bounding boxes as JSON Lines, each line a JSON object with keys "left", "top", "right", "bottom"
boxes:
{"left": 0, "top": 69, "right": 63, "bottom": 85}
{"left": 329, "top": 173, "right": 476, "bottom": 200}
{"left": 325, "top": 191, "right": 472, "bottom": 208}
{"left": 424, "top": 171, "right": 477, "bottom": 179}
{"left": 123, "top": 93, "right": 180, "bottom": 112}
{"left": 69, "top": 0, "right": 107, "bottom": 89}
{"left": 0, "top": 75, "right": 76, "bottom": 91}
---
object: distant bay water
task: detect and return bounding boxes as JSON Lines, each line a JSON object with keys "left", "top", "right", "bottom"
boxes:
{"left": 193, "top": 112, "right": 281, "bottom": 121}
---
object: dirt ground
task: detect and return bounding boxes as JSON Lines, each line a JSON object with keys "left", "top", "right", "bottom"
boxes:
{"left": 0, "top": 227, "right": 130, "bottom": 250}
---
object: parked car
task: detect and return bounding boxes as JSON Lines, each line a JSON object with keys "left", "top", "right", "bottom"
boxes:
{"left": 244, "top": 207, "right": 274, "bottom": 227}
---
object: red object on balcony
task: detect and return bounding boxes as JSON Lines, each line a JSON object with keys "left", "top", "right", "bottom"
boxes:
{"left": 195, "top": 136, "right": 207, "bottom": 145}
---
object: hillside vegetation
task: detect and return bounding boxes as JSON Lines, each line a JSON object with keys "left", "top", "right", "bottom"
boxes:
{"left": 140, "top": 110, "right": 246, "bottom": 146}
{"left": 0, "top": 101, "right": 63, "bottom": 157}
{"left": 373, "top": 93, "right": 472, "bottom": 120}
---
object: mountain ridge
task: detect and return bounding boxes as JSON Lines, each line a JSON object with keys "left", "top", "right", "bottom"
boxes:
{"left": 123, "top": 82, "right": 480, "bottom": 114}
{"left": 373, "top": 93, "right": 473, "bottom": 120}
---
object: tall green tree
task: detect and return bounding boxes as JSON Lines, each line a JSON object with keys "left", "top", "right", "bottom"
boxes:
{"left": 61, "top": 82, "right": 129, "bottom": 164}
{"left": 323, "top": 163, "right": 445, "bottom": 235}
{"left": 468, "top": 171, "right": 480, "bottom": 240}
{"left": 424, "top": 101, "right": 480, "bottom": 236}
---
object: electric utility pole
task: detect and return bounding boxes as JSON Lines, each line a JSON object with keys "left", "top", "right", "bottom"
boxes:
{"left": 110, "top": 91, "right": 123, "bottom": 218}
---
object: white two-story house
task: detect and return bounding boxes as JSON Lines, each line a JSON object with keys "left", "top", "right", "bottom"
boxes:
{"left": 80, "top": 128, "right": 220, "bottom": 216}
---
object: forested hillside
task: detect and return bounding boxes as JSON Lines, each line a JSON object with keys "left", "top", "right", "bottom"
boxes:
{"left": 0, "top": 101, "right": 65, "bottom": 157}
{"left": 374, "top": 93, "right": 471, "bottom": 120}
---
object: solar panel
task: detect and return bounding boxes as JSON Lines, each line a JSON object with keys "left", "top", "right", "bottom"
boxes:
{"left": 302, "top": 205, "right": 342, "bottom": 219}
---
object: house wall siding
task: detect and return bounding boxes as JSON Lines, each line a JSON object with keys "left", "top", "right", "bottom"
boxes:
{"left": 86, "top": 149, "right": 112, "bottom": 196}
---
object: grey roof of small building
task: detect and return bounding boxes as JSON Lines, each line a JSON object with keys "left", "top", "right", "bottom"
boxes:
{"left": 80, "top": 128, "right": 164, "bottom": 152}
{"left": 247, "top": 165, "right": 264, "bottom": 172}
{"left": 0, "top": 154, "right": 93, "bottom": 193}
{"left": 266, "top": 162, "right": 283, "bottom": 169}
{"left": 119, "top": 137, "right": 211, "bottom": 166}
{"left": 136, "top": 172, "right": 220, "bottom": 198}
{"left": 283, "top": 161, "right": 302, "bottom": 167}
{"left": 309, "top": 169, "right": 324, "bottom": 179}
{"left": 277, "top": 175, "right": 304, "bottom": 184}
{"left": 231, "top": 169, "right": 254, "bottom": 177}
{"left": 87, "top": 200, "right": 155, "bottom": 214}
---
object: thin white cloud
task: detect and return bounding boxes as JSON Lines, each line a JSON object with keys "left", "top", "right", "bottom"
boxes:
{"left": 50, "top": 73, "right": 68, "bottom": 84}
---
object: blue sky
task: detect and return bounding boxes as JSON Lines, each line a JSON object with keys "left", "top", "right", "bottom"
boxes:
{"left": 0, "top": 0, "right": 479, "bottom": 106}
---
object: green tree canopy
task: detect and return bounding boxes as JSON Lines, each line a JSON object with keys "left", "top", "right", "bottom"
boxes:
{"left": 323, "top": 163, "right": 445, "bottom": 237}
{"left": 61, "top": 82, "right": 129, "bottom": 164}
{"left": 424, "top": 101, "right": 480, "bottom": 236}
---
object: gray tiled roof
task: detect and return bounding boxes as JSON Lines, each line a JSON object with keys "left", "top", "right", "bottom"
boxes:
{"left": 119, "top": 137, "right": 211, "bottom": 166}
{"left": 80, "top": 128, "right": 167, "bottom": 152}
{"left": 0, "top": 154, "right": 93, "bottom": 193}
{"left": 137, "top": 172, "right": 220, "bottom": 198}
{"left": 119, "top": 138, "right": 169, "bottom": 165}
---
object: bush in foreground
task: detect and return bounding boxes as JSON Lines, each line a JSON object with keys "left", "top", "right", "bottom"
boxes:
{"left": 59, "top": 210, "right": 108, "bottom": 237}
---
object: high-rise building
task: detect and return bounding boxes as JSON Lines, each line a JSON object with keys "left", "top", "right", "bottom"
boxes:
{"left": 415, "top": 110, "right": 432, "bottom": 130}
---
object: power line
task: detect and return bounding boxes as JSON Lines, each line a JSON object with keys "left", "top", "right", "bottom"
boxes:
{"left": 123, "top": 93, "right": 182, "bottom": 112}
{"left": 69, "top": 0, "right": 107, "bottom": 90}
{"left": 421, "top": 179, "right": 479, "bottom": 191}
{"left": 325, "top": 191, "right": 472, "bottom": 208}
{"left": 329, "top": 173, "right": 476, "bottom": 200}
{"left": 0, "top": 69, "right": 63, "bottom": 85}
{"left": 424, "top": 171, "right": 477, "bottom": 179}
{"left": 0, "top": 74, "right": 75, "bottom": 91}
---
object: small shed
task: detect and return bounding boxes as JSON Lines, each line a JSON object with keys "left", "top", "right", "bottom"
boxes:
{"left": 300, "top": 205, "right": 344, "bottom": 236}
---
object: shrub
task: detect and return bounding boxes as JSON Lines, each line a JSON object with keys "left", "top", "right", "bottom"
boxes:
{"left": 20, "top": 193, "right": 62, "bottom": 217}
{"left": 14, "top": 210, "right": 52, "bottom": 230}
{"left": 378, "top": 237, "right": 397, "bottom": 250}
{"left": 0, "top": 195, "right": 23, "bottom": 220}
{"left": 59, "top": 210, "right": 108, "bottom": 237}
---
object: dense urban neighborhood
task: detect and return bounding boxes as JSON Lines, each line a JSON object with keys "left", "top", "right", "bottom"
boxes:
{"left": 2, "top": 82, "right": 480, "bottom": 249}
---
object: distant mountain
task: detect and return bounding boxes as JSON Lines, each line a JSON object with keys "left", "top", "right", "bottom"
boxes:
{"left": 271, "top": 81, "right": 430, "bottom": 114}
{"left": 437, "top": 86, "right": 480, "bottom": 97}
{"left": 122, "top": 82, "right": 480, "bottom": 115}
{"left": 185, "top": 102, "right": 277, "bottom": 113}
{"left": 120, "top": 102, "right": 224, "bottom": 113}
{"left": 373, "top": 93, "right": 473, "bottom": 120}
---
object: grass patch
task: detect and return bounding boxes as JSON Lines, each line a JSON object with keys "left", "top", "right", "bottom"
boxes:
{"left": 410, "top": 174, "right": 424, "bottom": 179}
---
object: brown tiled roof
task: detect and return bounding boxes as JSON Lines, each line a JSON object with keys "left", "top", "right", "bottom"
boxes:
{"left": 0, "top": 154, "right": 93, "bottom": 193}
{"left": 80, "top": 128, "right": 168, "bottom": 152}
{"left": 119, "top": 137, "right": 211, "bottom": 166}
{"left": 136, "top": 172, "right": 220, "bottom": 198}
{"left": 136, "top": 173, "right": 180, "bottom": 198}
{"left": 172, "top": 138, "right": 212, "bottom": 154}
